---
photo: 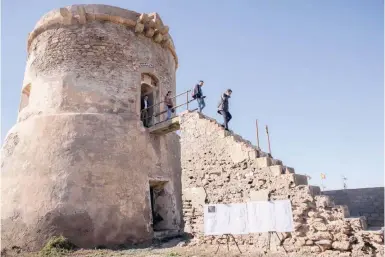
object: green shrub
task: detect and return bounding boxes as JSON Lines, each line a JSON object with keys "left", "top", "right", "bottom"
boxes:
{"left": 39, "top": 236, "right": 76, "bottom": 257}
{"left": 166, "top": 252, "right": 180, "bottom": 257}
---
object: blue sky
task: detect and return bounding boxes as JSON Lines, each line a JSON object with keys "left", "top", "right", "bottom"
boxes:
{"left": 1, "top": 0, "right": 383, "bottom": 190}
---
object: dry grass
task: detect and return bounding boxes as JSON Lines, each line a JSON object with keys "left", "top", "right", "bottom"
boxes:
{"left": 66, "top": 246, "right": 281, "bottom": 257}
{"left": 2, "top": 237, "right": 327, "bottom": 257}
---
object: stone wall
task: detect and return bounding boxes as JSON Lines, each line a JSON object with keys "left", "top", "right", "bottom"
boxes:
{"left": 1, "top": 5, "right": 181, "bottom": 252}
{"left": 179, "top": 111, "right": 384, "bottom": 256}
{"left": 323, "top": 188, "right": 384, "bottom": 228}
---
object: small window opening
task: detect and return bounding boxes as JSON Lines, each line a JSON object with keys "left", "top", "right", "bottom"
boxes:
{"left": 19, "top": 84, "right": 31, "bottom": 112}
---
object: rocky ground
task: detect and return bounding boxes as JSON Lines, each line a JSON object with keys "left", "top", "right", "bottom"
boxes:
{"left": 2, "top": 238, "right": 383, "bottom": 257}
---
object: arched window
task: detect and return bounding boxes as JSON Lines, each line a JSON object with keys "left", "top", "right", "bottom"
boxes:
{"left": 19, "top": 84, "right": 31, "bottom": 112}
{"left": 140, "top": 74, "right": 159, "bottom": 127}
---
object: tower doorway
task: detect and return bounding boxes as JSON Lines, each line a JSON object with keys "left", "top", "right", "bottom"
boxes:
{"left": 140, "top": 74, "right": 159, "bottom": 127}
{"left": 149, "top": 180, "right": 174, "bottom": 232}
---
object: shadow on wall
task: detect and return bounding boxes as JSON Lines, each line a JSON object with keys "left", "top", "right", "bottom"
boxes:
{"left": 322, "top": 187, "right": 384, "bottom": 227}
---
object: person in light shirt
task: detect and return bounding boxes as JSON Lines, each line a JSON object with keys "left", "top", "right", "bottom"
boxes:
{"left": 164, "top": 91, "right": 174, "bottom": 120}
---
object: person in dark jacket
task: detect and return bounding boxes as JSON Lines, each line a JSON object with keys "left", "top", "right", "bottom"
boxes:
{"left": 141, "top": 95, "right": 150, "bottom": 127}
{"left": 193, "top": 80, "right": 206, "bottom": 112}
{"left": 217, "top": 89, "right": 232, "bottom": 131}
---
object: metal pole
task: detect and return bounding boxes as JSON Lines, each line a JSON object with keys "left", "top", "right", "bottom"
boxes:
{"left": 342, "top": 175, "right": 347, "bottom": 189}
{"left": 256, "top": 119, "right": 260, "bottom": 150}
{"left": 186, "top": 91, "right": 189, "bottom": 111}
{"left": 321, "top": 173, "right": 326, "bottom": 191}
{"left": 266, "top": 125, "right": 272, "bottom": 156}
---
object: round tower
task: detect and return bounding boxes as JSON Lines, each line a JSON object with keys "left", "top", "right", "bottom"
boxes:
{"left": 1, "top": 4, "right": 181, "bottom": 251}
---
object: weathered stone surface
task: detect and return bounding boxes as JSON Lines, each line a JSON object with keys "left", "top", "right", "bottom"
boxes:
{"left": 256, "top": 157, "right": 272, "bottom": 168}
{"left": 268, "top": 165, "right": 283, "bottom": 176}
{"left": 322, "top": 187, "right": 384, "bottom": 228}
{"left": 2, "top": 4, "right": 180, "bottom": 252}
{"left": 249, "top": 189, "right": 269, "bottom": 201}
{"left": 178, "top": 111, "right": 383, "bottom": 256}
{"left": 183, "top": 187, "right": 206, "bottom": 209}
{"left": 332, "top": 241, "right": 351, "bottom": 251}
{"left": 308, "top": 232, "right": 333, "bottom": 241}
{"left": 305, "top": 239, "right": 314, "bottom": 245}
{"left": 315, "top": 239, "right": 332, "bottom": 250}
{"left": 316, "top": 195, "right": 335, "bottom": 208}
{"left": 313, "top": 222, "right": 328, "bottom": 231}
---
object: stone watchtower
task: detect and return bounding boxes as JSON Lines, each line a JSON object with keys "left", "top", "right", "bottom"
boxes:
{"left": 1, "top": 4, "right": 182, "bottom": 251}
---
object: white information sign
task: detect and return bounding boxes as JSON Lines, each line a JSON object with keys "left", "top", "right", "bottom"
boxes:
{"left": 247, "top": 200, "right": 294, "bottom": 232}
{"left": 204, "top": 203, "right": 248, "bottom": 235}
{"left": 273, "top": 200, "right": 295, "bottom": 232}
{"left": 246, "top": 201, "right": 275, "bottom": 233}
{"left": 203, "top": 200, "right": 294, "bottom": 235}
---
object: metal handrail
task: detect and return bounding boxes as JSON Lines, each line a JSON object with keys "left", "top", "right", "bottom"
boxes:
{"left": 143, "top": 90, "right": 191, "bottom": 112}
{"left": 140, "top": 89, "right": 195, "bottom": 127}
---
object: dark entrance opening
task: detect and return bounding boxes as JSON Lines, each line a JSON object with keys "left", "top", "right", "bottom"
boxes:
{"left": 149, "top": 180, "right": 175, "bottom": 232}
{"left": 141, "top": 84, "right": 154, "bottom": 127}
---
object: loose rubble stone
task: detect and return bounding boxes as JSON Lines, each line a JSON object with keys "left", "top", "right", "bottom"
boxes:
{"left": 179, "top": 108, "right": 384, "bottom": 256}
{"left": 332, "top": 241, "right": 351, "bottom": 251}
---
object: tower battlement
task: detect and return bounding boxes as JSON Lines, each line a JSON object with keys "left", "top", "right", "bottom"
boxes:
{"left": 27, "top": 4, "right": 178, "bottom": 68}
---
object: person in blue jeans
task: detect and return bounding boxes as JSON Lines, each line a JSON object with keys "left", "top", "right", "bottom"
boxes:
{"left": 193, "top": 80, "right": 206, "bottom": 112}
{"left": 164, "top": 91, "right": 173, "bottom": 120}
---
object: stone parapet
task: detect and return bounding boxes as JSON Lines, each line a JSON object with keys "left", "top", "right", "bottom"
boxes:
{"left": 27, "top": 4, "right": 178, "bottom": 68}
{"left": 323, "top": 187, "right": 384, "bottom": 228}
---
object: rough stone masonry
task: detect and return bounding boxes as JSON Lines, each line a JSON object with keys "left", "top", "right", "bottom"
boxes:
{"left": 179, "top": 111, "right": 384, "bottom": 257}
{"left": 2, "top": 3, "right": 384, "bottom": 256}
{"left": 1, "top": 4, "right": 182, "bottom": 252}
{"left": 323, "top": 188, "right": 384, "bottom": 228}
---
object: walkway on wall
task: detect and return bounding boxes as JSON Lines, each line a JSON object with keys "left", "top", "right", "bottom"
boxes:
{"left": 142, "top": 89, "right": 196, "bottom": 135}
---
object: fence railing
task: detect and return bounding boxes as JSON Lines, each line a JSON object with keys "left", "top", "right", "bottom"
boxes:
{"left": 140, "top": 90, "right": 196, "bottom": 128}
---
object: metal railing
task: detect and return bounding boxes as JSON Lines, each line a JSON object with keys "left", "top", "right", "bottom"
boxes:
{"left": 140, "top": 90, "right": 196, "bottom": 128}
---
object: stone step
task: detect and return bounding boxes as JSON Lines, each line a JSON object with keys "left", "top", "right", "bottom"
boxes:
{"left": 266, "top": 165, "right": 284, "bottom": 176}
{"left": 266, "top": 165, "right": 296, "bottom": 176}
{"left": 284, "top": 166, "right": 295, "bottom": 174}
{"left": 365, "top": 226, "right": 384, "bottom": 231}
{"left": 334, "top": 205, "right": 350, "bottom": 218}
{"left": 315, "top": 195, "right": 335, "bottom": 208}
{"left": 196, "top": 112, "right": 274, "bottom": 158}
{"left": 296, "top": 185, "right": 321, "bottom": 197}
{"left": 345, "top": 216, "right": 368, "bottom": 231}
{"left": 153, "top": 229, "right": 181, "bottom": 241}
{"left": 308, "top": 185, "right": 321, "bottom": 196}
{"left": 272, "top": 159, "right": 283, "bottom": 166}
{"left": 283, "top": 173, "right": 308, "bottom": 186}
{"left": 256, "top": 157, "right": 273, "bottom": 168}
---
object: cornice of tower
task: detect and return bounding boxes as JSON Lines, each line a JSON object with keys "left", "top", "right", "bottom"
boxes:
{"left": 27, "top": 4, "right": 178, "bottom": 69}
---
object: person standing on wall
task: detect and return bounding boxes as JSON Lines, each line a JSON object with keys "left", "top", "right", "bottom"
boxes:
{"left": 141, "top": 95, "right": 150, "bottom": 127}
{"left": 164, "top": 91, "right": 174, "bottom": 120}
{"left": 217, "top": 89, "right": 233, "bottom": 131}
{"left": 192, "top": 80, "right": 206, "bottom": 113}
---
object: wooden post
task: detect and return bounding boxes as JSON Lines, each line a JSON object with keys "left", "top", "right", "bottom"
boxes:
{"left": 256, "top": 119, "right": 260, "bottom": 150}
{"left": 266, "top": 125, "right": 272, "bottom": 156}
